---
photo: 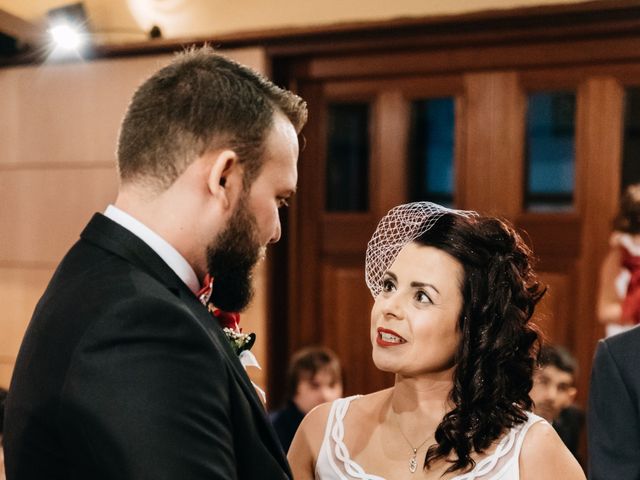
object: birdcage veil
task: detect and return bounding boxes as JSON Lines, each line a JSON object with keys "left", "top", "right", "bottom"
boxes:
{"left": 365, "top": 202, "right": 478, "bottom": 297}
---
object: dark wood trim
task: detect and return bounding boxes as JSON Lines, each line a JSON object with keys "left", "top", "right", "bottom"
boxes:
{"left": 265, "top": 209, "right": 291, "bottom": 410}
{"left": 4, "top": 0, "right": 640, "bottom": 67}
{"left": 101, "top": 0, "right": 640, "bottom": 59}
{"left": 0, "top": 8, "right": 42, "bottom": 42}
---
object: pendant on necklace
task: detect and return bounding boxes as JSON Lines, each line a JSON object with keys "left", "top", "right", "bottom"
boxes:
{"left": 409, "top": 449, "right": 418, "bottom": 473}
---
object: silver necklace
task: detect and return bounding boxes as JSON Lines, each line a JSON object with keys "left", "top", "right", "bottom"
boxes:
{"left": 392, "top": 413, "right": 432, "bottom": 474}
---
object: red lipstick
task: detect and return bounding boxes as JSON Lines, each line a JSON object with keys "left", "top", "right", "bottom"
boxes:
{"left": 376, "top": 327, "right": 407, "bottom": 346}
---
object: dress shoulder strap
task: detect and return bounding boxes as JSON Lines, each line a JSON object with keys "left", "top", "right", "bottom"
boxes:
{"left": 315, "top": 395, "right": 386, "bottom": 480}
{"left": 511, "top": 412, "right": 546, "bottom": 459}
{"left": 451, "top": 412, "right": 545, "bottom": 480}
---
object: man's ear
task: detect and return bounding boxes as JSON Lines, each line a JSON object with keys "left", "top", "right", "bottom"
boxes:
{"left": 207, "top": 149, "right": 242, "bottom": 210}
{"left": 567, "top": 386, "right": 577, "bottom": 403}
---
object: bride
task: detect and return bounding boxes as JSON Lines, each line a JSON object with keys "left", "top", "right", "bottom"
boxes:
{"left": 288, "top": 202, "right": 584, "bottom": 479}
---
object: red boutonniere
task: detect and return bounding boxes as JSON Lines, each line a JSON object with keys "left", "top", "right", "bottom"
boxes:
{"left": 197, "top": 274, "right": 256, "bottom": 356}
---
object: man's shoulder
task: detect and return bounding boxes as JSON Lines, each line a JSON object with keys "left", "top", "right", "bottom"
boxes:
{"left": 43, "top": 239, "right": 168, "bottom": 312}
{"left": 596, "top": 327, "right": 640, "bottom": 390}
{"left": 602, "top": 325, "right": 640, "bottom": 357}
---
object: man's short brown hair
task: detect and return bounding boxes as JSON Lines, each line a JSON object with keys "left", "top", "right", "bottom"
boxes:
{"left": 117, "top": 46, "right": 307, "bottom": 191}
{"left": 285, "top": 346, "right": 342, "bottom": 401}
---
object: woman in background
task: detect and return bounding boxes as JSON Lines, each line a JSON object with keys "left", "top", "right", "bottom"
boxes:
{"left": 288, "top": 202, "right": 584, "bottom": 479}
{"left": 597, "top": 183, "right": 640, "bottom": 337}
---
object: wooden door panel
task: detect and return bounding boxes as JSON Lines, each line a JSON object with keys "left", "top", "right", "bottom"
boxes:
{"left": 462, "top": 71, "right": 524, "bottom": 217}
{"left": 287, "top": 64, "right": 623, "bottom": 416}
{"left": 322, "top": 216, "right": 376, "bottom": 255}
{"left": 518, "top": 214, "right": 582, "bottom": 257}
{"left": 321, "top": 261, "right": 393, "bottom": 395}
{"left": 534, "top": 270, "right": 575, "bottom": 346}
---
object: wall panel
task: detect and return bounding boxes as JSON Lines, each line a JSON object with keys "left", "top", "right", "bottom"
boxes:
{"left": 0, "top": 168, "right": 118, "bottom": 264}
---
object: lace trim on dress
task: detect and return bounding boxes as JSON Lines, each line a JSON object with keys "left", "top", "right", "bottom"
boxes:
{"left": 324, "top": 395, "right": 385, "bottom": 480}
{"left": 317, "top": 396, "right": 543, "bottom": 480}
{"left": 450, "top": 412, "right": 541, "bottom": 480}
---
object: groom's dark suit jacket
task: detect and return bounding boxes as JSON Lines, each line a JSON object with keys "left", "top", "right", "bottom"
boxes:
{"left": 4, "top": 213, "right": 291, "bottom": 480}
{"left": 588, "top": 325, "right": 640, "bottom": 480}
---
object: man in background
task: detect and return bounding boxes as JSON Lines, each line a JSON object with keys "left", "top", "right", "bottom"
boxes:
{"left": 270, "top": 346, "right": 343, "bottom": 452}
{"left": 588, "top": 326, "right": 640, "bottom": 480}
{"left": 530, "top": 344, "right": 584, "bottom": 459}
{"left": 4, "top": 47, "right": 307, "bottom": 479}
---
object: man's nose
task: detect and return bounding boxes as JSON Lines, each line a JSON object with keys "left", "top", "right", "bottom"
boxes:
{"left": 541, "top": 385, "right": 556, "bottom": 401}
{"left": 269, "top": 217, "right": 281, "bottom": 244}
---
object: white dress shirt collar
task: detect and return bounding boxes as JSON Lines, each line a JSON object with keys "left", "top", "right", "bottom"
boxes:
{"left": 104, "top": 205, "right": 201, "bottom": 294}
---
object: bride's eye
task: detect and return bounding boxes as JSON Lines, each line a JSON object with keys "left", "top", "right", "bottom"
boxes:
{"left": 415, "top": 290, "right": 432, "bottom": 304}
{"left": 381, "top": 278, "right": 396, "bottom": 293}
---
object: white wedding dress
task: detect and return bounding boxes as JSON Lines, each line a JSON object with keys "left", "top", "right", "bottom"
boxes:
{"left": 315, "top": 396, "right": 545, "bottom": 480}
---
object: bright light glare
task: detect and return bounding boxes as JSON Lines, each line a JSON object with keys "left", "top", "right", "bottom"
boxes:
{"left": 49, "top": 24, "right": 84, "bottom": 50}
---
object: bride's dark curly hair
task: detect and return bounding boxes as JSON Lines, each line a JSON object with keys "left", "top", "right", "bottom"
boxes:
{"left": 417, "top": 213, "right": 545, "bottom": 474}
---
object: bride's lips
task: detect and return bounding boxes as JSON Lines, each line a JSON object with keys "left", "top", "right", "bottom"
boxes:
{"left": 376, "top": 327, "right": 407, "bottom": 346}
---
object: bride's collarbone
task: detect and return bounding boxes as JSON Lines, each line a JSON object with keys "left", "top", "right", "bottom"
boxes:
{"left": 342, "top": 419, "right": 505, "bottom": 480}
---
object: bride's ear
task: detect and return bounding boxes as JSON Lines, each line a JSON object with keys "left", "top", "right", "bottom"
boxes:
{"left": 207, "top": 149, "right": 243, "bottom": 210}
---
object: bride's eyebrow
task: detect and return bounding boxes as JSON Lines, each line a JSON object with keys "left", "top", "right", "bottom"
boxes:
{"left": 410, "top": 281, "right": 440, "bottom": 295}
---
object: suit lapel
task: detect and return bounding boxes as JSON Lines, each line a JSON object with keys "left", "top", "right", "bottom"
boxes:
{"left": 80, "top": 214, "right": 290, "bottom": 475}
{"left": 179, "top": 288, "right": 265, "bottom": 404}
{"left": 177, "top": 276, "right": 292, "bottom": 475}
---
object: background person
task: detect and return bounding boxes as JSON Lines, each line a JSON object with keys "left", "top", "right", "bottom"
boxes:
{"left": 597, "top": 183, "right": 640, "bottom": 337}
{"left": 3, "top": 47, "right": 307, "bottom": 480}
{"left": 588, "top": 325, "right": 640, "bottom": 480}
{"left": 530, "top": 345, "right": 584, "bottom": 460}
{"left": 288, "top": 202, "right": 584, "bottom": 480}
{"left": 269, "top": 346, "right": 343, "bottom": 452}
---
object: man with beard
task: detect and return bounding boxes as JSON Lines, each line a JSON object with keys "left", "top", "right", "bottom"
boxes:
{"left": 3, "top": 47, "right": 307, "bottom": 480}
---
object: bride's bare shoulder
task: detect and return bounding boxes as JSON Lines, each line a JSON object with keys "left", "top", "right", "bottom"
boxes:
{"left": 287, "top": 401, "right": 333, "bottom": 479}
{"left": 299, "top": 401, "right": 333, "bottom": 441}
{"left": 519, "top": 421, "right": 585, "bottom": 480}
{"left": 292, "top": 390, "right": 391, "bottom": 454}
{"left": 288, "top": 391, "right": 391, "bottom": 479}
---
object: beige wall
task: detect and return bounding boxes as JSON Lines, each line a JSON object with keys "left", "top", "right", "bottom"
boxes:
{"left": 0, "top": 47, "right": 269, "bottom": 390}
{"left": 1, "top": 0, "right": 593, "bottom": 42}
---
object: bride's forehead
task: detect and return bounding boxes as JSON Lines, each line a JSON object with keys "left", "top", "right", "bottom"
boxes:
{"left": 389, "top": 243, "right": 462, "bottom": 276}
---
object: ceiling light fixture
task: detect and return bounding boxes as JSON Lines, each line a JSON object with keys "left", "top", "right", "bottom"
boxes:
{"left": 49, "top": 23, "right": 85, "bottom": 50}
{"left": 46, "top": 2, "right": 89, "bottom": 55}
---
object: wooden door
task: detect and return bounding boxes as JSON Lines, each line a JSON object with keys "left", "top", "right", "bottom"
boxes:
{"left": 275, "top": 66, "right": 625, "bottom": 412}
{"left": 265, "top": 5, "right": 640, "bottom": 414}
{"left": 283, "top": 75, "right": 466, "bottom": 397}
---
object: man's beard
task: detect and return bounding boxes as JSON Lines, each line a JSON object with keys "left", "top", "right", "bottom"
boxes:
{"left": 206, "top": 197, "right": 262, "bottom": 313}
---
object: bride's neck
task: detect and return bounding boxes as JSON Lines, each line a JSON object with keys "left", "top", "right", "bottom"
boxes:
{"left": 382, "top": 375, "right": 453, "bottom": 446}
{"left": 390, "top": 371, "right": 454, "bottom": 418}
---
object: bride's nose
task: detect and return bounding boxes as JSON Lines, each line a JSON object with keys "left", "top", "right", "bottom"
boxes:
{"left": 380, "top": 291, "right": 404, "bottom": 320}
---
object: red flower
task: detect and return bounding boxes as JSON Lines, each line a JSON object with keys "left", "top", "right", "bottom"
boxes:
{"left": 212, "top": 309, "right": 240, "bottom": 331}
{"left": 197, "top": 274, "right": 242, "bottom": 332}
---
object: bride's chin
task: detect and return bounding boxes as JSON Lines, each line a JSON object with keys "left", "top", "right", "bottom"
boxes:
{"left": 372, "top": 352, "right": 399, "bottom": 374}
